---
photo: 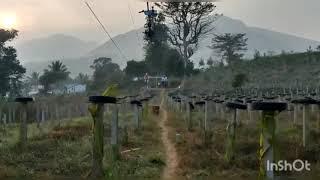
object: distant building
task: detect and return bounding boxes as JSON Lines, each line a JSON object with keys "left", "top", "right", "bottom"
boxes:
{"left": 50, "top": 84, "right": 87, "bottom": 95}
{"left": 28, "top": 85, "right": 44, "bottom": 96}
{"left": 65, "top": 84, "right": 87, "bottom": 94}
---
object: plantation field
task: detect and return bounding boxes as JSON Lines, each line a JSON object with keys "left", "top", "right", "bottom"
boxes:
{"left": 0, "top": 110, "right": 165, "bottom": 179}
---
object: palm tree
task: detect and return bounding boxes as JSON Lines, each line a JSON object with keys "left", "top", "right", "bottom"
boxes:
{"left": 27, "top": 72, "right": 40, "bottom": 87}
{"left": 39, "top": 61, "right": 70, "bottom": 92}
{"left": 75, "top": 73, "right": 89, "bottom": 84}
{"left": 48, "top": 61, "right": 69, "bottom": 73}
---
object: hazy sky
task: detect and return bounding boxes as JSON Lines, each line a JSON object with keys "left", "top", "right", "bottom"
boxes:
{"left": 0, "top": 0, "right": 319, "bottom": 44}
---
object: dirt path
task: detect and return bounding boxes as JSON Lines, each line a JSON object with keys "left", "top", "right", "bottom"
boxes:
{"left": 159, "top": 93, "right": 179, "bottom": 180}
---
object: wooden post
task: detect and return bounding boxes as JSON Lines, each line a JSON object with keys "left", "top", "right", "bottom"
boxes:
{"left": 261, "top": 111, "right": 275, "bottom": 179}
{"left": 91, "top": 103, "right": 105, "bottom": 178}
{"left": 134, "top": 105, "right": 140, "bottom": 131}
{"left": 302, "top": 105, "right": 310, "bottom": 148}
{"left": 293, "top": 104, "right": 298, "bottom": 125}
{"left": 15, "top": 97, "right": 34, "bottom": 150}
{"left": 8, "top": 105, "right": 12, "bottom": 124}
{"left": 41, "top": 108, "right": 45, "bottom": 123}
{"left": 248, "top": 103, "right": 253, "bottom": 124}
{"left": 12, "top": 104, "right": 16, "bottom": 123}
{"left": 317, "top": 105, "right": 320, "bottom": 130}
{"left": 225, "top": 108, "right": 237, "bottom": 162}
{"left": 252, "top": 102, "right": 287, "bottom": 180}
{"left": 111, "top": 104, "right": 119, "bottom": 161}
{"left": 204, "top": 101, "right": 208, "bottom": 132}
{"left": 19, "top": 104, "right": 28, "bottom": 146}
{"left": 187, "top": 102, "right": 192, "bottom": 131}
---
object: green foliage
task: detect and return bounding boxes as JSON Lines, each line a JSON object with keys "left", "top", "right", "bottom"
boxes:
{"left": 232, "top": 73, "right": 248, "bottom": 89}
{"left": 0, "top": 28, "right": 26, "bottom": 96}
{"left": 124, "top": 60, "right": 147, "bottom": 77}
{"left": 144, "top": 13, "right": 168, "bottom": 44}
{"left": 186, "top": 50, "right": 320, "bottom": 91}
{"left": 27, "top": 72, "right": 40, "bottom": 87}
{"left": 140, "top": 8, "right": 194, "bottom": 77}
{"left": 254, "top": 50, "right": 261, "bottom": 60}
{"left": 199, "top": 58, "right": 205, "bottom": 67}
{"left": 206, "top": 57, "right": 214, "bottom": 67}
{"left": 74, "top": 73, "right": 89, "bottom": 85}
{"left": 39, "top": 60, "right": 70, "bottom": 93}
{"left": 210, "top": 33, "right": 248, "bottom": 66}
{"left": 90, "top": 57, "right": 123, "bottom": 93}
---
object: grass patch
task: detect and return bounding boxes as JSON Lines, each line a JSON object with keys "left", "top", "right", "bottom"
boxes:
{"left": 0, "top": 110, "right": 165, "bottom": 179}
{"left": 166, "top": 109, "right": 320, "bottom": 179}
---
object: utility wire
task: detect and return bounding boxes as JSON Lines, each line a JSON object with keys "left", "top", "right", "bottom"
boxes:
{"left": 85, "top": 1, "right": 129, "bottom": 64}
{"left": 127, "top": 1, "right": 144, "bottom": 47}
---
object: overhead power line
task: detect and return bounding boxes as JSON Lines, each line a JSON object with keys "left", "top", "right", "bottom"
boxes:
{"left": 127, "top": 1, "right": 143, "bottom": 47}
{"left": 84, "top": 1, "right": 129, "bottom": 64}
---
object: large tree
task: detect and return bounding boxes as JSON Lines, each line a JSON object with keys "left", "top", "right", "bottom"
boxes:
{"left": 209, "top": 33, "right": 248, "bottom": 66}
{"left": 143, "top": 12, "right": 189, "bottom": 77}
{"left": 39, "top": 60, "right": 70, "bottom": 92}
{"left": 0, "top": 29, "right": 26, "bottom": 96}
{"left": 156, "top": 2, "right": 219, "bottom": 73}
{"left": 124, "top": 60, "right": 148, "bottom": 78}
{"left": 90, "top": 57, "right": 123, "bottom": 92}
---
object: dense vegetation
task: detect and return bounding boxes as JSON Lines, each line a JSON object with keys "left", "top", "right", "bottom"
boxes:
{"left": 187, "top": 50, "right": 320, "bottom": 93}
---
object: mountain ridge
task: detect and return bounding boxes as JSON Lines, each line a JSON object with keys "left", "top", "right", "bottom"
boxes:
{"left": 23, "top": 16, "right": 320, "bottom": 75}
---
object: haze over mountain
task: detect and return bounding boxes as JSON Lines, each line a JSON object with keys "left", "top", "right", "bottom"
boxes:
{"left": 23, "top": 16, "right": 320, "bottom": 76}
{"left": 16, "top": 34, "right": 97, "bottom": 62}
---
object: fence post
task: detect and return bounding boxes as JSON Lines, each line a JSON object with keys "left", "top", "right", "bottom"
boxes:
{"left": 252, "top": 101, "right": 287, "bottom": 180}
{"left": 111, "top": 104, "right": 120, "bottom": 161}
{"left": 15, "top": 97, "right": 34, "bottom": 150}
{"left": 88, "top": 95, "right": 117, "bottom": 178}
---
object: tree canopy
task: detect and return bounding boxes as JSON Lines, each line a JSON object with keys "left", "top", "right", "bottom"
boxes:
{"left": 90, "top": 57, "right": 123, "bottom": 93}
{"left": 39, "top": 60, "right": 70, "bottom": 93}
{"left": 156, "top": 2, "right": 219, "bottom": 70}
{"left": 0, "top": 29, "right": 26, "bottom": 96}
{"left": 209, "top": 33, "right": 248, "bottom": 66}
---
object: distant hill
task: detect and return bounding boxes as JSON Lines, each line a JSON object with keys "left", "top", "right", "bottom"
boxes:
{"left": 23, "top": 16, "right": 320, "bottom": 75}
{"left": 88, "top": 16, "right": 319, "bottom": 67}
{"left": 16, "top": 34, "right": 97, "bottom": 62}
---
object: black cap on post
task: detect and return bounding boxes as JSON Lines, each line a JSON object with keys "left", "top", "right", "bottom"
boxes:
{"left": 252, "top": 102, "right": 287, "bottom": 112}
{"left": 195, "top": 101, "right": 206, "bottom": 106}
{"left": 15, "top": 97, "right": 34, "bottom": 104}
{"left": 130, "top": 100, "right": 142, "bottom": 106}
{"left": 89, "top": 96, "right": 117, "bottom": 104}
{"left": 226, "top": 102, "right": 247, "bottom": 110}
{"left": 291, "top": 98, "right": 319, "bottom": 105}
